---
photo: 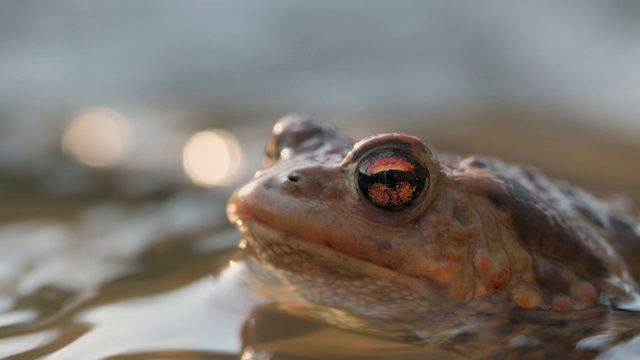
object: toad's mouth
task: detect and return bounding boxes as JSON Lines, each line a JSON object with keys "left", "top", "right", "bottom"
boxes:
{"left": 238, "top": 219, "right": 447, "bottom": 303}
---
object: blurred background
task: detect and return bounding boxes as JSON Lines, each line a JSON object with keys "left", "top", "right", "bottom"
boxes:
{"left": 2, "top": 1, "right": 640, "bottom": 358}
{"left": 3, "top": 0, "right": 640, "bottom": 200}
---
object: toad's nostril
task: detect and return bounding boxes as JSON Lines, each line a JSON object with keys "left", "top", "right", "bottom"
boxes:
{"left": 287, "top": 173, "right": 300, "bottom": 182}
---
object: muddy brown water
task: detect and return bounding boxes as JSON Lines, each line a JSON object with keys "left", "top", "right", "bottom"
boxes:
{"left": 1, "top": 116, "right": 640, "bottom": 359}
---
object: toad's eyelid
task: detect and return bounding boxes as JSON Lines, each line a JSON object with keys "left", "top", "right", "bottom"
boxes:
{"left": 364, "top": 154, "right": 415, "bottom": 174}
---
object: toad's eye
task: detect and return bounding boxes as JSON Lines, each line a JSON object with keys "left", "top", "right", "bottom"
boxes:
{"left": 264, "top": 114, "right": 351, "bottom": 167}
{"left": 357, "top": 151, "right": 429, "bottom": 211}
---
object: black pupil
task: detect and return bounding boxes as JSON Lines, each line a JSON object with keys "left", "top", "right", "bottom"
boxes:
{"left": 357, "top": 153, "right": 428, "bottom": 211}
{"left": 371, "top": 169, "right": 415, "bottom": 184}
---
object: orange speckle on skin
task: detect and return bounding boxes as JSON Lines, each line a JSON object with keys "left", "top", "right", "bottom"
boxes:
{"left": 474, "top": 283, "right": 488, "bottom": 299}
{"left": 449, "top": 228, "right": 466, "bottom": 242}
{"left": 552, "top": 295, "right": 573, "bottom": 311}
{"left": 513, "top": 288, "right": 541, "bottom": 309}
{"left": 426, "top": 244, "right": 441, "bottom": 258}
{"left": 575, "top": 282, "right": 597, "bottom": 306}
{"left": 489, "top": 268, "right": 508, "bottom": 291}
{"left": 429, "top": 262, "right": 460, "bottom": 284}
{"left": 445, "top": 248, "right": 459, "bottom": 261}
{"left": 473, "top": 251, "right": 491, "bottom": 273}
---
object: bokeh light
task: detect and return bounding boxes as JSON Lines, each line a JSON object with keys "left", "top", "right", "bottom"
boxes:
{"left": 62, "top": 108, "right": 133, "bottom": 168}
{"left": 182, "top": 130, "right": 243, "bottom": 187}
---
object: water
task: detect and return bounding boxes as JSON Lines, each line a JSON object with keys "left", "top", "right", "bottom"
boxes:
{"left": 0, "top": 191, "right": 254, "bottom": 359}
{"left": 1, "top": 190, "right": 639, "bottom": 359}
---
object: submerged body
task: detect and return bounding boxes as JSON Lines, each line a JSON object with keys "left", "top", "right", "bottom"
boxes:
{"left": 227, "top": 115, "right": 640, "bottom": 340}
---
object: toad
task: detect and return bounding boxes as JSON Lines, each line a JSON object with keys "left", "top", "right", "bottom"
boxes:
{"left": 227, "top": 114, "right": 640, "bottom": 326}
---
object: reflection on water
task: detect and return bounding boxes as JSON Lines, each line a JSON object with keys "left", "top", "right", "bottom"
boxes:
{"left": 183, "top": 130, "right": 244, "bottom": 187}
{"left": 62, "top": 108, "right": 133, "bottom": 168}
{"left": 0, "top": 190, "right": 255, "bottom": 359}
{"left": 47, "top": 268, "right": 256, "bottom": 359}
{"left": 0, "top": 330, "right": 57, "bottom": 358}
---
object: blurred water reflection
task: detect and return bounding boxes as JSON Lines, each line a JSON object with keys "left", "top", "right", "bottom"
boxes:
{"left": 183, "top": 130, "right": 243, "bottom": 187}
{"left": 0, "top": 330, "right": 57, "bottom": 358}
{"left": 62, "top": 108, "right": 132, "bottom": 168}
{"left": 0, "top": 190, "right": 244, "bottom": 359}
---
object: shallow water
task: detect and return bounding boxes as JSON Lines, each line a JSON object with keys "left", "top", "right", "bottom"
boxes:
{"left": 1, "top": 186, "right": 640, "bottom": 360}
{"left": 0, "top": 190, "right": 253, "bottom": 359}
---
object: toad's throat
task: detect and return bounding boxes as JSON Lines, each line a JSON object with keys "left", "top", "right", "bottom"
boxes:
{"left": 241, "top": 221, "right": 449, "bottom": 304}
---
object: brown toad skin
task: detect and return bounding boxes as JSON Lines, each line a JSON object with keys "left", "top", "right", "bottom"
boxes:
{"left": 227, "top": 114, "right": 640, "bottom": 321}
